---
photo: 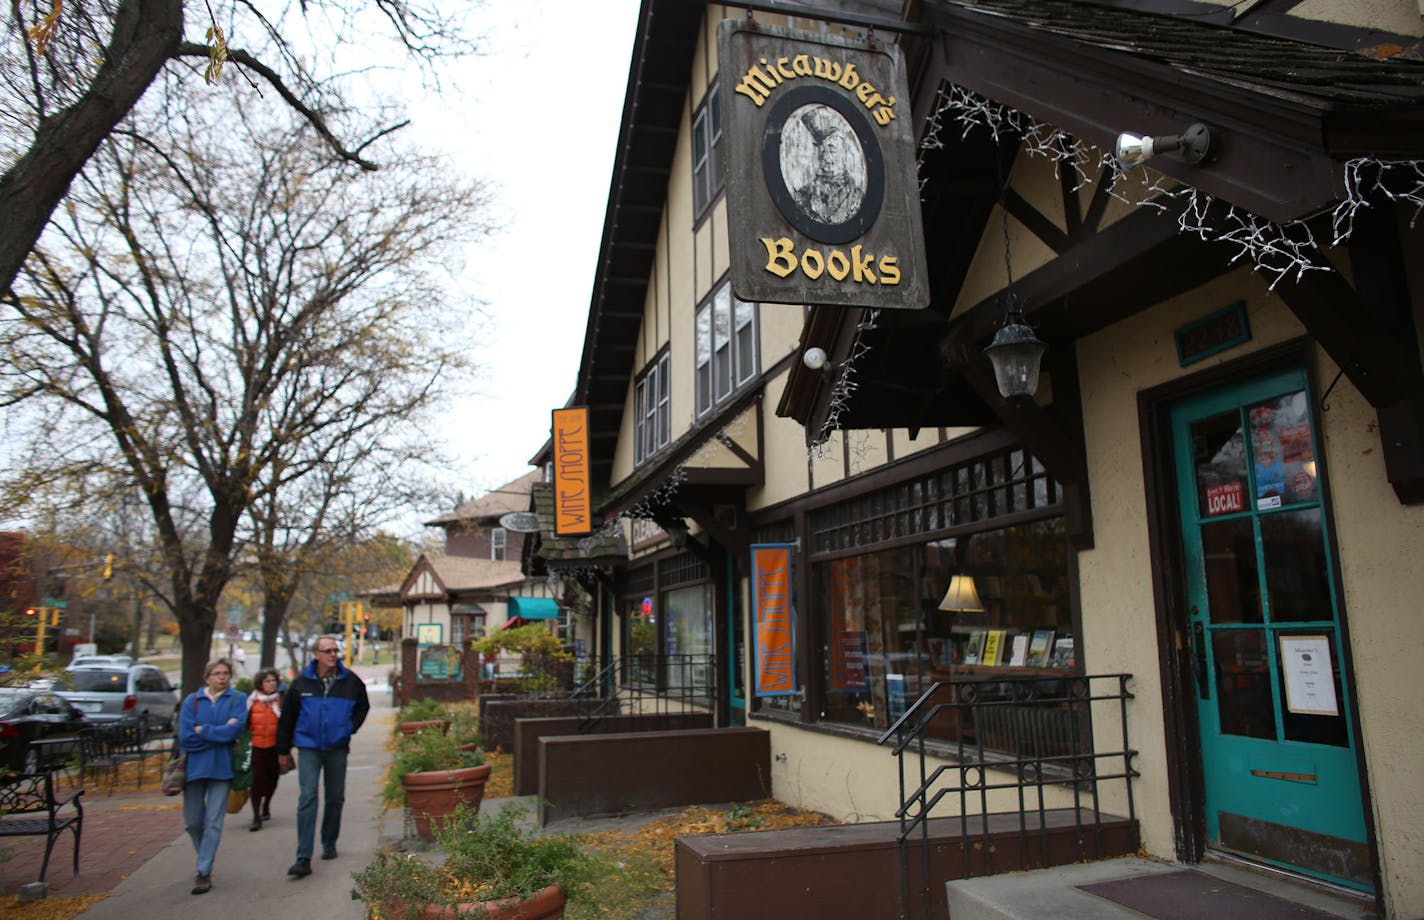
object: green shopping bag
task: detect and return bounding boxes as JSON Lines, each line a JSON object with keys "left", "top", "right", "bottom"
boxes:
{"left": 230, "top": 730, "right": 253, "bottom": 791}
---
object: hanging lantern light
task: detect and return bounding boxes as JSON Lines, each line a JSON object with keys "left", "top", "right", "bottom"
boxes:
{"left": 985, "top": 302, "right": 1045, "bottom": 399}
{"left": 984, "top": 153, "right": 1045, "bottom": 400}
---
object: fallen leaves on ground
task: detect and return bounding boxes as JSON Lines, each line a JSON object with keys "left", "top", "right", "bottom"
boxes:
{"left": 481, "top": 751, "right": 512, "bottom": 799}
{"left": 0, "top": 893, "right": 106, "bottom": 919}
{"left": 54, "top": 752, "right": 168, "bottom": 798}
{"left": 566, "top": 799, "right": 837, "bottom": 917}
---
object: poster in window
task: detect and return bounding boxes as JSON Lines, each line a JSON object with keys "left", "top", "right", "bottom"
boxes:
{"left": 828, "top": 557, "right": 868, "bottom": 690}
{"left": 886, "top": 673, "right": 906, "bottom": 723}
{"left": 751, "top": 544, "right": 797, "bottom": 696}
{"left": 1280, "top": 634, "right": 1339, "bottom": 716}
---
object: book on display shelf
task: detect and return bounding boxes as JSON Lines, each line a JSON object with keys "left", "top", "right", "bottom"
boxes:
{"left": 963, "top": 629, "right": 987, "bottom": 665}
{"left": 1008, "top": 633, "right": 1029, "bottom": 667}
{"left": 981, "top": 629, "right": 1005, "bottom": 666}
{"left": 1026, "top": 630, "right": 1055, "bottom": 668}
{"left": 1049, "top": 636, "right": 1076, "bottom": 669}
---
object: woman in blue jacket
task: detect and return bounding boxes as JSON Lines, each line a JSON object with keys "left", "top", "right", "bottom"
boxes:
{"left": 178, "top": 658, "right": 247, "bottom": 895}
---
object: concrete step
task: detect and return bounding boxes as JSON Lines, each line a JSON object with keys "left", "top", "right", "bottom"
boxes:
{"left": 946, "top": 857, "right": 1376, "bottom": 920}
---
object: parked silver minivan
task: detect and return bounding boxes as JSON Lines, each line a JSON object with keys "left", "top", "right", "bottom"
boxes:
{"left": 53, "top": 662, "right": 179, "bottom": 731}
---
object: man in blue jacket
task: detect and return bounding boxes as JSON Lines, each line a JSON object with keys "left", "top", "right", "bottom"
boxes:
{"left": 276, "top": 638, "right": 370, "bottom": 878}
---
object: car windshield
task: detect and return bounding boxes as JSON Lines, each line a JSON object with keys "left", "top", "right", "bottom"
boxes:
{"left": 0, "top": 690, "right": 31, "bottom": 718}
{"left": 54, "top": 669, "right": 127, "bottom": 692}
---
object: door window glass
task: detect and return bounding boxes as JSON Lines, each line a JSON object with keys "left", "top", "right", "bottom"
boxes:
{"left": 1201, "top": 517, "right": 1262, "bottom": 624}
{"left": 1192, "top": 412, "right": 1249, "bottom": 519}
{"left": 1276, "top": 629, "right": 1348, "bottom": 747}
{"left": 664, "top": 584, "right": 712, "bottom": 693}
{"left": 1261, "top": 508, "right": 1332, "bottom": 623}
{"left": 1212, "top": 628, "right": 1275, "bottom": 740}
{"left": 1248, "top": 391, "right": 1317, "bottom": 510}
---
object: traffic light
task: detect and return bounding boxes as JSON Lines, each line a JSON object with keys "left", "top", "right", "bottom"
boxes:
{"left": 24, "top": 607, "right": 37, "bottom": 617}
{"left": 49, "top": 609, "right": 60, "bottom": 627}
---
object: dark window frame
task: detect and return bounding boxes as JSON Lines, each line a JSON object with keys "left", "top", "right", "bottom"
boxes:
{"left": 694, "top": 278, "right": 759, "bottom": 418}
{"left": 691, "top": 80, "right": 723, "bottom": 219}
{"left": 634, "top": 349, "right": 672, "bottom": 465}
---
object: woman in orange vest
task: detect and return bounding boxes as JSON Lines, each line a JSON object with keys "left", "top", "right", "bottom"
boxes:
{"left": 246, "top": 668, "right": 283, "bottom": 830}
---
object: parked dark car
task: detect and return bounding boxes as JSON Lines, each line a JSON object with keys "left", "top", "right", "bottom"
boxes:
{"left": 53, "top": 663, "right": 178, "bottom": 731}
{"left": 0, "top": 688, "right": 88, "bottom": 774}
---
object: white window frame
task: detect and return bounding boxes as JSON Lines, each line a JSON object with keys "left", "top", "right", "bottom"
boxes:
{"left": 491, "top": 527, "right": 507, "bottom": 561}
{"left": 691, "top": 81, "right": 722, "bottom": 218}
{"left": 695, "top": 280, "right": 758, "bottom": 417}
{"left": 635, "top": 351, "right": 671, "bottom": 465}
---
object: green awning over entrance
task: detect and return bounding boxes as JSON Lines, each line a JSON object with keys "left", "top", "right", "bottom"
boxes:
{"left": 506, "top": 597, "right": 559, "bottom": 620}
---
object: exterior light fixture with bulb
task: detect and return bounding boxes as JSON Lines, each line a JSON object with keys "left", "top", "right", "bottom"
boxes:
{"left": 802, "top": 346, "right": 838, "bottom": 377}
{"left": 1114, "top": 122, "right": 1213, "bottom": 168}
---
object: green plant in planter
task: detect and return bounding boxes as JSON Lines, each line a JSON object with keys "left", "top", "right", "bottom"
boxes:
{"left": 448, "top": 705, "right": 480, "bottom": 750}
{"left": 382, "top": 724, "right": 484, "bottom": 807}
{"left": 351, "top": 805, "right": 593, "bottom": 916}
{"left": 397, "top": 697, "right": 449, "bottom": 726}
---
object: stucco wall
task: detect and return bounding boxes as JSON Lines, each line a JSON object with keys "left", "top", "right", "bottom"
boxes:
{"left": 1076, "top": 267, "right": 1424, "bottom": 916}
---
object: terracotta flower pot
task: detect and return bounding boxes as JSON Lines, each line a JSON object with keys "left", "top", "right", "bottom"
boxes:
{"left": 398, "top": 719, "right": 450, "bottom": 736}
{"left": 388, "top": 885, "right": 565, "bottom": 920}
{"left": 459, "top": 741, "right": 479, "bottom": 753}
{"left": 401, "top": 763, "right": 492, "bottom": 840}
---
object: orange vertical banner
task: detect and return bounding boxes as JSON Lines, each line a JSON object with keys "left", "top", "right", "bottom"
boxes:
{"left": 751, "top": 544, "right": 796, "bottom": 696}
{"left": 552, "top": 407, "right": 592, "bottom": 536}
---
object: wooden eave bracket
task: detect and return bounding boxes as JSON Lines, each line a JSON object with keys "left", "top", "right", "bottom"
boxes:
{"left": 943, "top": 338, "right": 1094, "bottom": 548}
{"left": 1274, "top": 220, "right": 1424, "bottom": 504}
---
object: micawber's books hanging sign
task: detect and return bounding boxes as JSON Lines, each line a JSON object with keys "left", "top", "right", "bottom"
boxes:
{"left": 718, "top": 20, "right": 928, "bottom": 309}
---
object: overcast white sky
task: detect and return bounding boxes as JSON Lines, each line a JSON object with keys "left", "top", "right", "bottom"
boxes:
{"left": 408, "top": 0, "right": 642, "bottom": 507}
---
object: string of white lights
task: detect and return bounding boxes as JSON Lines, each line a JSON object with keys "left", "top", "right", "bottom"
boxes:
{"left": 812, "top": 308, "right": 880, "bottom": 454}
{"left": 922, "top": 85, "right": 1424, "bottom": 289}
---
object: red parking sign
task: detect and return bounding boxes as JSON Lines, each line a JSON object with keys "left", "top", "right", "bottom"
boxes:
{"left": 227, "top": 624, "right": 241, "bottom": 639}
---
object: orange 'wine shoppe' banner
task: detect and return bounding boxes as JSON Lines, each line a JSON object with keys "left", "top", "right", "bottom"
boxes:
{"left": 552, "top": 407, "right": 592, "bottom": 536}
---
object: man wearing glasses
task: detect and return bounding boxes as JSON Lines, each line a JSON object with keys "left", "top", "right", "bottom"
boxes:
{"left": 275, "top": 638, "right": 370, "bottom": 878}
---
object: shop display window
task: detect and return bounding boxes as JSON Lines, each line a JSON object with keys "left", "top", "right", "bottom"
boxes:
{"left": 812, "top": 517, "right": 1075, "bottom": 750}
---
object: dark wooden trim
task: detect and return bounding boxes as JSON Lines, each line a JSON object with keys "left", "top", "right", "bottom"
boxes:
{"left": 748, "top": 427, "right": 1023, "bottom": 524}
{"left": 942, "top": 200, "right": 1219, "bottom": 350}
{"left": 793, "top": 507, "right": 814, "bottom": 723}
{"left": 945, "top": 345, "right": 1088, "bottom": 493}
{"left": 917, "top": 4, "right": 1350, "bottom": 222}
{"left": 1345, "top": 202, "right": 1424, "bottom": 504}
{"left": 1004, "top": 188, "right": 1069, "bottom": 255}
{"left": 604, "top": 390, "right": 764, "bottom": 518}
{"left": 1060, "top": 166, "right": 1084, "bottom": 240}
{"left": 1048, "top": 342, "right": 1094, "bottom": 550}
{"left": 1075, "top": 0, "right": 1423, "bottom": 56}
{"left": 1273, "top": 260, "right": 1424, "bottom": 410}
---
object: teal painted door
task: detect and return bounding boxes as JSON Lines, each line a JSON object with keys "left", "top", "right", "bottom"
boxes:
{"left": 1171, "top": 366, "right": 1371, "bottom": 891}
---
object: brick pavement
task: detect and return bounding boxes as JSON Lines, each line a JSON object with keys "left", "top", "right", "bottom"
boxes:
{"left": 0, "top": 780, "right": 182, "bottom": 897}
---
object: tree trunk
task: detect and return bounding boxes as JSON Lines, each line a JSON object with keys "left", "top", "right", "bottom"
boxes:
{"left": 0, "top": 0, "right": 183, "bottom": 298}
{"left": 177, "top": 607, "right": 217, "bottom": 697}
{"left": 260, "top": 595, "right": 293, "bottom": 670}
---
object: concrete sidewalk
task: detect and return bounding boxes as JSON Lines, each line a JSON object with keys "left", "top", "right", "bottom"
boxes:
{"left": 78, "top": 668, "right": 396, "bottom": 919}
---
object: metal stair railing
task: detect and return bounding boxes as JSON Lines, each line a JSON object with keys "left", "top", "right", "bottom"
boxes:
{"left": 876, "top": 673, "right": 1138, "bottom": 920}
{"left": 571, "top": 654, "right": 716, "bottom": 733}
